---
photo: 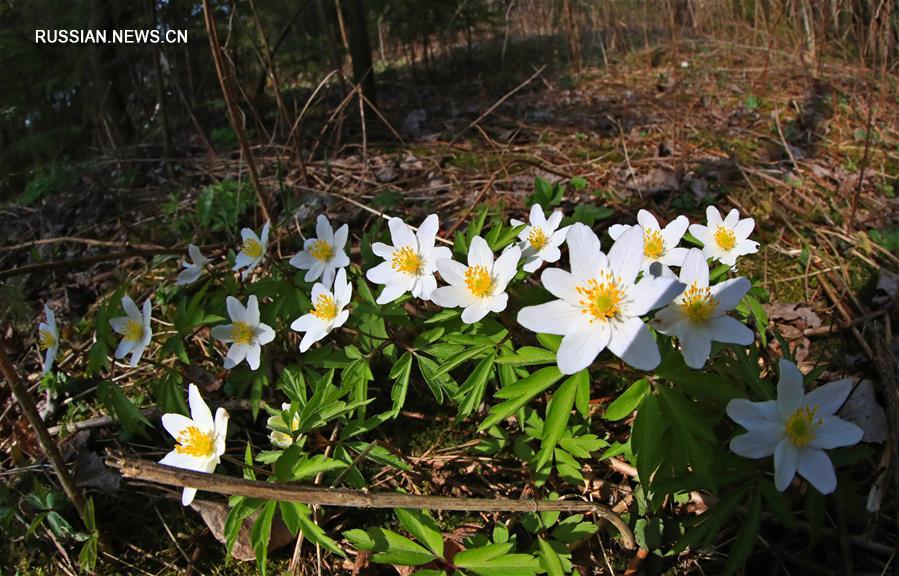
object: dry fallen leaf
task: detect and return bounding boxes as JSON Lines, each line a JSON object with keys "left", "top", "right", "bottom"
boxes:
{"left": 190, "top": 500, "right": 294, "bottom": 561}
{"left": 838, "top": 379, "right": 888, "bottom": 444}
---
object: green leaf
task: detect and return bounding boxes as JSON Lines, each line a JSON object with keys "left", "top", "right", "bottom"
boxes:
{"left": 604, "top": 379, "right": 649, "bottom": 421}
{"left": 455, "top": 547, "right": 541, "bottom": 576}
{"left": 290, "top": 503, "right": 347, "bottom": 558}
{"left": 388, "top": 351, "right": 413, "bottom": 418}
{"left": 571, "top": 204, "right": 613, "bottom": 226}
{"left": 344, "top": 528, "right": 376, "bottom": 550}
{"left": 495, "top": 346, "right": 557, "bottom": 367}
{"left": 536, "top": 371, "right": 584, "bottom": 468}
{"left": 746, "top": 295, "right": 768, "bottom": 346}
{"left": 156, "top": 372, "right": 188, "bottom": 416}
{"left": 479, "top": 367, "right": 563, "bottom": 431}
{"left": 369, "top": 528, "right": 436, "bottom": 566}
{"left": 632, "top": 392, "right": 665, "bottom": 485}
{"left": 96, "top": 381, "right": 151, "bottom": 439}
{"left": 489, "top": 224, "right": 526, "bottom": 251}
{"left": 431, "top": 345, "right": 491, "bottom": 378}
{"left": 395, "top": 508, "right": 444, "bottom": 558}
{"left": 536, "top": 333, "right": 562, "bottom": 352}
{"left": 723, "top": 489, "right": 762, "bottom": 575}
{"left": 456, "top": 352, "right": 496, "bottom": 419}
{"left": 274, "top": 444, "right": 303, "bottom": 481}
{"left": 251, "top": 500, "right": 276, "bottom": 576}
{"left": 538, "top": 538, "right": 565, "bottom": 576}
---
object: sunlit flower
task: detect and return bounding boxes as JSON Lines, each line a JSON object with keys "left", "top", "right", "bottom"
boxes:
{"left": 651, "top": 248, "right": 753, "bottom": 368}
{"left": 608, "top": 209, "right": 689, "bottom": 278}
{"left": 289, "top": 214, "right": 350, "bottom": 288}
{"left": 431, "top": 236, "right": 521, "bottom": 323}
{"left": 176, "top": 244, "right": 211, "bottom": 286}
{"left": 510, "top": 205, "right": 569, "bottom": 273}
{"left": 290, "top": 268, "right": 352, "bottom": 352}
{"left": 110, "top": 296, "right": 153, "bottom": 368}
{"left": 160, "top": 383, "right": 228, "bottom": 506}
{"left": 518, "top": 224, "right": 684, "bottom": 374}
{"left": 267, "top": 403, "right": 301, "bottom": 448}
{"left": 38, "top": 305, "right": 60, "bottom": 375}
{"left": 365, "top": 214, "right": 452, "bottom": 304}
{"left": 233, "top": 221, "right": 270, "bottom": 280}
{"left": 210, "top": 295, "right": 275, "bottom": 370}
{"left": 727, "top": 359, "right": 863, "bottom": 494}
{"left": 688, "top": 206, "right": 758, "bottom": 267}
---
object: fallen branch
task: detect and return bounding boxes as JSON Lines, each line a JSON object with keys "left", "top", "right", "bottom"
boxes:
{"left": 107, "top": 454, "right": 636, "bottom": 550}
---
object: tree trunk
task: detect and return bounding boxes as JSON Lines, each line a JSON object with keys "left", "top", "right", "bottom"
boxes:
{"left": 340, "top": 0, "right": 377, "bottom": 105}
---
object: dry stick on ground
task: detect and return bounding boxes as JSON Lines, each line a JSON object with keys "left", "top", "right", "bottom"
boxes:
{"left": 0, "top": 343, "right": 108, "bottom": 552}
{"left": 108, "top": 455, "right": 636, "bottom": 550}
{"left": 201, "top": 0, "right": 270, "bottom": 223}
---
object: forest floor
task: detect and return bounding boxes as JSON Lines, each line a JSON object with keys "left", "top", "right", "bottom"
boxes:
{"left": 2, "top": 34, "right": 898, "bottom": 575}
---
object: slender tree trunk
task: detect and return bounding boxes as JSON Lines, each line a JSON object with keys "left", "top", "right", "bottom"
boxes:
{"left": 341, "top": 0, "right": 377, "bottom": 105}
{"left": 563, "top": 0, "right": 581, "bottom": 73}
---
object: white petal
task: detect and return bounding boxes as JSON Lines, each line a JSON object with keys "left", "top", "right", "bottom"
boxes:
{"left": 226, "top": 296, "right": 245, "bottom": 323}
{"left": 804, "top": 378, "right": 854, "bottom": 417}
{"left": 607, "top": 224, "right": 629, "bottom": 240}
{"left": 461, "top": 302, "right": 490, "bottom": 324}
{"left": 388, "top": 217, "right": 416, "bottom": 248}
{"left": 211, "top": 325, "right": 234, "bottom": 342}
{"left": 711, "top": 277, "right": 751, "bottom": 312}
{"left": 160, "top": 450, "right": 203, "bottom": 470}
{"left": 224, "top": 344, "right": 248, "bottom": 369}
{"left": 162, "top": 413, "right": 194, "bottom": 439}
{"left": 431, "top": 285, "right": 476, "bottom": 308}
{"left": 129, "top": 343, "right": 146, "bottom": 367}
{"left": 311, "top": 283, "right": 329, "bottom": 302}
{"left": 44, "top": 305, "right": 56, "bottom": 329}
{"left": 661, "top": 215, "right": 689, "bottom": 246}
{"left": 245, "top": 344, "right": 262, "bottom": 370}
{"left": 188, "top": 243, "right": 204, "bottom": 263}
{"left": 627, "top": 276, "right": 683, "bottom": 317}
{"left": 734, "top": 218, "right": 755, "bottom": 239}
{"left": 546, "top": 210, "right": 563, "bottom": 230}
{"left": 774, "top": 440, "right": 799, "bottom": 491}
{"left": 636, "top": 210, "right": 660, "bottom": 230}
{"left": 541, "top": 268, "right": 582, "bottom": 304}
{"left": 650, "top": 305, "right": 682, "bottom": 335}
{"left": 182, "top": 487, "right": 198, "bottom": 506}
{"left": 43, "top": 347, "right": 57, "bottom": 374}
{"left": 122, "top": 296, "right": 140, "bottom": 319}
{"left": 315, "top": 214, "right": 334, "bottom": 243}
{"left": 607, "top": 226, "right": 643, "bottom": 285}
{"left": 110, "top": 317, "right": 130, "bottom": 335}
{"left": 705, "top": 206, "right": 723, "bottom": 228}
{"left": 486, "top": 292, "right": 509, "bottom": 313}
{"left": 417, "top": 273, "right": 438, "bottom": 300}
{"left": 810, "top": 417, "right": 863, "bottom": 450}
{"left": 141, "top": 300, "right": 153, "bottom": 345}
{"left": 492, "top": 246, "right": 520, "bottom": 288}
{"left": 680, "top": 327, "right": 712, "bottom": 369}
{"left": 256, "top": 323, "right": 276, "bottom": 345}
{"left": 371, "top": 242, "right": 394, "bottom": 259}
{"left": 557, "top": 326, "right": 610, "bottom": 374}
{"left": 723, "top": 209, "right": 740, "bottom": 228}
{"left": 416, "top": 214, "right": 439, "bottom": 250}
{"left": 706, "top": 315, "right": 754, "bottom": 345}
{"left": 188, "top": 384, "right": 214, "bottom": 431}
{"left": 321, "top": 265, "right": 336, "bottom": 289}
{"left": 305, "top": 261, "right": 325, "bottom": 283}
{"left": 679, "top": 248, "right": 709, "bottom": 287}
{"left": 522, "top": 255, "right": 542, "bottom": 273}
{"left": 333, "top": 223, "right": 349, "bottom": 250}
{"left": 214, "top": 408, "right": 229, "bottom": 456}
{"left": 115, "top": 338, "right": 136, "bottom": 359}
{"left": 240, "top": 227, "right": 258, "bottom": 243}
{"left": 290, "top": 251, "right": 316, "bottom": 269}
{"left": 245, "top": 295, "right": 260, "bottom": 326}
{"left": 436, "top": 258, "right": 467, "bottom": 286}
{"left": 291, "top": 313, "right": 317, "bottom": 333}
{"left": 333, "top": 269, "right": 352, "bottom": 305}
{"left": 729, "top": 423, "right": 784, "bottom": 458}
{"left": 726, "top": 399, "right": 780, "bottom": 429}
{"left": 529, "top": 204, "right": 547, "bottom": 228}
{"left": 660, "top": 247, "right": 689, "bottom": 267}
{"left": 300, "top": 328, "right": 325, "bottom": 352}
{"left": 467, "top": 236, "right": 494, "bottom": 269}
{"left": 366, "top": 261, "right": 395, "bottom": 285}
{"left": 541, "top": 245, "right": 561, "bottom": 263}
{"left": 607, "top": 317, "right": 660, "bottom": 370}
{"left": 688, "top": 224, "right": 711, "bottom": 248}
{"left": 518, "top": 301, "right": 587, "bottom": 335}
{"left": 331, "top": 250, "right": 350, "bottom": 269}
{"left": 777, "top": 359, "right": 805, "bottom": 420}
{"left": 566, "top": 224, "right": 604, "bottom": 281}
{"left": 176, "top": 266, "right": 203, "bottom": 286}
{"left": 375, "top": 281, "right": 409, "bottom": 304}
{"left": 796, "top": 448, "right": 837, "bottom": 494}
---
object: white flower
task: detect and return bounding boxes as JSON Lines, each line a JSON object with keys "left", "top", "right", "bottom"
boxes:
{"left": 608, "top": 209, "right": 689, "bottom": 278}
{"left": 160, "top": 383, "right": 228, "bottom": 506}
{"left": 290, "top": 268, "right": 352, "bottom": 352}
{"left": 365, "top": 214, "right": 452, "bottom": 304}
{"left": 289, "top": 214, "right": 350, "bottom": 288}
{"left": 431, "top": 236, "right": 521, "bottom": 323}
{"left": 233, "top": 221, "right": 270, "bottom": 280}
{"left": 651, "top": 248, "right": 754, "bottom": 368}
{"left": 518, "top": 224, "right": 683, "bottom": 374}
{"left": 510, "top": 205, "right": 569, "bottom": 273}
{"left": 110, "top": 296, "right": 153, "bottom": 367}
{"left": 210, "top": 295, "right": 275, "bottom": 370}
{"left": 38, "top": 305, "right": 60, "bottom": 375}
{"left": 176, "top": 244, "right": 211, "bottom": 286}
{"left": 267, "top": 403, "right": 301, "bottom": 448}
{"left": 688, "top": 206, "right": 758, "bottom": 267}
{"left": 726, "top": 359, "right": 863, "bottom": 494}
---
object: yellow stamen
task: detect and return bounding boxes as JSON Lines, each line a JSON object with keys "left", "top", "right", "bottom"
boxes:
{"left": 124, "top": 319, "right": 144, "bottom": 343}
{"left": 714, "top": 226, "right": 736, "bottom": 252}
{"left": 785, "top": 406, "right": 822, "bottom": 447}
{"left": 231, "top": 321, "right": 255, "bottom": 345}
{"left": 311, "top": 293, "right": 338, "bottom": 320}
{"left": 643, "top": 228, "right": 666, "bottom": 260}
{"left": 308, "top": 239, "right": 334, "bottom": 262}
{"left": 680, "top": 283, "right": 718, "bottom": 323}
{"left": 242, "top": 237, "right": 263, "bottom": 259}
{"left": 576, "top": 271, "right": 624, "bottom": 322}
{"left": 528, "top": 227, "right": 549, "bottom": 250}
{"left": 465, "top": 265, "right": 495, "bottom": 298}
{"left": 175, "top": 426, "right": 215, "bottom": 458}
{"left": 391, "top": 246, "right": 424, "bottom": 275}
{"left": 39, "top": 328, "right": 56, "bottom": 350}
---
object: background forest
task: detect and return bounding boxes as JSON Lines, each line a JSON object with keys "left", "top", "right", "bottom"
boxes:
{"left": 1, "top": 0, "right": 899, "bottom": 575}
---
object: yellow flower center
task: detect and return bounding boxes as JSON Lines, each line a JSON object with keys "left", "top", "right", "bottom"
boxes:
{"left": 465, "top": 265, "right": 495, "bottom": 298}
{"left": 242, "top": 237, "right": 263, "bottom": 259}
{"left": 391, "top": 246, "right": 424, "bottom": 275}
{"left": 308, "top": 239, "right": 334, "bottom": 262}
{"left": 231, "top": 321, "right": 255, "bottom": 345}
{"left": 311, "top": 293, "right": 338, "bottom": 321}
{"left": 174, "top": 426, "right": 216, "bottom": 458}
{"left": 785, "top": 406, "right": 822, "bottom": 447}
{"left": 714, "top": 226, "right": 737, "bottom": 252}
{"left": 124, "top": 319, "right": 144, "bottom": 342}
{"left": 576, "top": 271, "right": 624, "bottom": 322}
{"left": 680, "top": 283, "right": 718, "bottom": 323}
{"left": 643, "top": 228, "right": 666, "bottom": 260}
{"left": 528, "top": 227, "right": 549, "bottom": 250}
{"left": 39, "top": 328, "right": 56, "bottom": 350}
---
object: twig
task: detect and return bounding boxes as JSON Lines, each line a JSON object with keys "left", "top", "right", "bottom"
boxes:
{"left": 107, "top": 455, "right": 636, "bottom": 550}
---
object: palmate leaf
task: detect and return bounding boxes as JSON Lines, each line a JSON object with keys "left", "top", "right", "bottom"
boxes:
{"left": 251, "top": 500, "right": 276, "bottom": 576}
{"left": 456, "top": 351, "right": 496, "bottom": 419}
{"left": 388, "top": 351, "right": 413, "bottom": 418}
{"left": 604, "top": 379, "right": 649, "bottom": 421}
{"left": 535, "top": 370, "right": 585, "bottom": 469}
{"left": 368, "top": 528, "right": 437, "bottom": 566}
{"left": 495, "top": 346, "right": 557, "bottom": 367}
{"left": 278, "top": 502, "right": 346, "bottom": 558}
{"left": 97, "top": 380, "right": 151, "bottom": 439}
{"left": 479, "top": 367, "right": 564, "bottom": 431}
{"left": 538, "top": 537, "right": 565, "bottom": 576}
{"left": 454, "top": 545, "right": 541, "bottom": 576}
{"left": 395, "top": 508, "right": 444, "bottom": 558}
